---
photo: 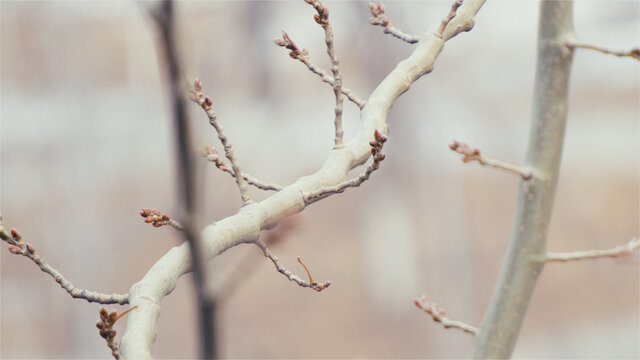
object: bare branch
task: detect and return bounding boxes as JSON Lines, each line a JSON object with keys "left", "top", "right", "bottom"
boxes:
{"left": 566, "top": 40, "right": 640, "bottom": 61}
{"left": 255, "top": 239, "right": 331, "bottom": 292}
{"left": 189, "top": 79, "right": 253, "bottom": 204}
{"left": 304, "top": 0, "right": 344, "bottom": 148}
{"left": 274, "top": 31, "right": 365, "bottom": 109}
{"left": 96, "top": 306, "right": 138, "bottom": 360}
{"left": 473, "top": 2, "right": 574, "bottom": 357}
{"left": 120, "top": 1, "right": 486, "bottom": 356}
{"left": 303, "top": 129, "right": 386, "bottom": 204}
{"left": 0, "top": 219, "right": 129, "bottom": 305}
{"left": 414, "top": 294, "right": 478, "bottom": 335}
{"left": 547, "top": 238, "right": 640, "bottom": 262}
{"left": 369, "top": 2, "right": 420, "bottom": 44}
{"left": 449, "top": 140, "right": 532, "bottom": 179}
{"left": 140, "top": 208, "right": 185, "bottom": 231}
{"left": 436, "top": 0, "right": 464, "bottom": 38}
{"left": 202, "top": 144, "right": 283, "bottom": 191}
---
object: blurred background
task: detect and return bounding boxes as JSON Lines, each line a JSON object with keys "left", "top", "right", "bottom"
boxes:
{"left": 1, "top": 1, "right": 638, "bottom": 358}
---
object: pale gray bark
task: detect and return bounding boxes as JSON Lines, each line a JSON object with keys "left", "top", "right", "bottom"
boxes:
{"left": 119, "top": 1, "right": 486, "bottom": 358}
{"left": 472, "top": 1, "right": 575, "bottom": 358}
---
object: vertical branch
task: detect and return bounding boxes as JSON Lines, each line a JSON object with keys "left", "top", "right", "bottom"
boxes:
{"left": 150, "top": 1, "right": 217, "bottom": 358}
{"left": 472, "top": 1, "right": 575, "bottom": 358}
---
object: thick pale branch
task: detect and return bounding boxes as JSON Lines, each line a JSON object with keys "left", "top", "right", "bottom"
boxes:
{"left": 566, "top": 40, "right": 640, "bottom": 61}
{"left": 304, "top": 129, "right": 386, "bottom": 204}
{"left": 473, "top": 2, "right": 575, "bottom": 358}
{"left": 449, "top": 140, "right": 532, "bottom": 179}
{"left": 202, "top": 143, "right": 283, "bottom": 191}
{"left": 120, "top": 1, "right": 485, "bottom": 357}
{"left": 369, "top": 2, "right": 420, "bottom": 44}
{"left": 255, "top": 239, "right": 330, "bottom": 292}
{"left": 414, "top": 294, "right": 478, "bottom": 335}
{"left": 547, "top": 238, "right": 640, "bottom": 262}
{"left": 0, "top": 220, "right": 129, "bottom": 305}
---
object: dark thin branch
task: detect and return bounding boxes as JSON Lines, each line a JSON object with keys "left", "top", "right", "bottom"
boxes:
{"left": 150, "top": 1, "right": 217, "bottom": 358}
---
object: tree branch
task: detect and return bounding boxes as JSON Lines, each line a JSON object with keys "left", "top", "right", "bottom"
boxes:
{"left": 201, "top": 143, "right": 283, "bottom": 191}
{"left": 472, "top": 1, "right": 575, "bottom": 358}
{"left": 414, "top": 294, "right": 478, "bottom": 335}
{"left": 120, "top": 1, "right": 486, "bottom": 357}
{"left": 0, "top": 218, "right": 129, "bottom": 305}
{"left": 274, "top": 31, "right": 365, "bottom": 109}
{"left": 368, "top": 2, "right": 419, "bottom": 44}
{"left": 449, "top": 140, "right": 532, "bottom": 179}
{"left": 255, "top": 239, "right": 331, "bottom": 292}
{"left": 547, "top": 238, "right": 640, "bottom": 262}
{"left": 566, "top": 40, "right": 640, "bottom": 61}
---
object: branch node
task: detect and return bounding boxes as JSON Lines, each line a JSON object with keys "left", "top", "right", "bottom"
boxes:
{"left": 414, "top": 293, "right": 478, "bottom": 335}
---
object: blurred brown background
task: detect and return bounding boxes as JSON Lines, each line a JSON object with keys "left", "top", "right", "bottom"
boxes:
{"left": 1, "top": 1, "right": 638, "bottom": 358}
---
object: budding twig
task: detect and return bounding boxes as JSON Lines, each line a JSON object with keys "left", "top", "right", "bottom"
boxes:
{"left": 368, "top": 2, "right": 420, "bottom": 44}
{"left": 566, "top": 40, "right": 640, "bottom": 61}
{"left": 304, "top": 130, "right": 387, "bottom": 204}
{"left": 201, "top": 144, "right": 283, "bottom": 191}
{"left": 97, "top": 306, "right": 138, "bottom": 360}
{"left": 274, "top": 32, "right": 365, "bottom": 109}
{"left": 255, "top": 239, "right": 331, "bottom": 292}
{"left": 414, "top": 294, "right": 478, "bottom": 335}
{"left": 0, "top": 218, "right": 128, "bottom": 305}
{"left": 546, "top": 237, "right": 640, "bottom": 263}
{"left": 140, "top": 208, "right": 184, "bottom": 231}
{"left": 449, "top": 140, "right": 532, "bottom": 180}
{"left": 305, "top": 0, "right": 344, "bottom": 148}
{"left": 436, "top": 0, "right": 464, "bottom": 38}
{"left": 189, "top": 79, "right": 253, "bottom": 204}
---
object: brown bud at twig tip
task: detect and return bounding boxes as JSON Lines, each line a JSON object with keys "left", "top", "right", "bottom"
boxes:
{"left": 10, "top": 228, "right": 21, "bottom": 241}
{"left": 204, "top": 96, "right": 213, "bottom": 106}
{"left": 193, "top": 79, "right": 202, "bottom": 92}
{"left": 26, "top": 243, "right": 35, "bottom": 255}
{"left": 100, "top": 308, "right": 108, "bottom": 320}
{"left": 108, "top": 311, "right": 118, "bottom": 323}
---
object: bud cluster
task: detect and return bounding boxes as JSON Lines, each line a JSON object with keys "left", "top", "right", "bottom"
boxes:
{"left": 274, "top": 31, "right": 308, "bottom": 60}
{"left": 369, "top": 2, "right": 390, "bottom": 28}
{"left": 140, "top": 208, "right": 172, "bottom": 228}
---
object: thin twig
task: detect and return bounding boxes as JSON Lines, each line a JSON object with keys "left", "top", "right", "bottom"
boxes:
{"left": 140, "top": 208, "right": 185, "bottom": 231}
{"left": 414, "top": 294, "right": 478, "bottom": 335}
{"left": 255, "top": 239, "right": 331, "bottom": 292}
{"left": 368, "top": 2, "right": 420, "bottom": 44}
{"left": 274, "top": 32, "right": 365, "bottom": 109}
{"left": 304, "top": 130, "right": 387, "bottom": 204}
{"left": 547, "top": 237, "right": 640, "bottom": 262}
{"left": 566, "top": 40, "right": 640, "bottom": 61}
{"left": 189, "top": 80, "right": 253, "bottom": 204}
{"left": 202, "top": 144, "right": 283, "bottom": 191}
{"left": 305, "top": 0, "right": 344, "bottom": 148}
{"left": 436, "top": 0, "right": 464, "bottom": 38}
{"left": 449, "top": 140, "right": 532, "bottom": 180}
{"left": 0, "top": 220, "right": 129, "bottom": 304}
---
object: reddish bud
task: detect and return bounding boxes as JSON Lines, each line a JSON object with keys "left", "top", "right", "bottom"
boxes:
{"left": 107, "top": 329, "right": 117, "bottom": 339}
{"left": 100, "top": 308, "right": 109, "bottom": 320}
{"left": 0, "top": 231, "right": 8, "bottom": 241}
{"left": 96, "top": 320, "right": 105, "bottom": 329}
{"left": 140, "top": 209, "right": 150, "bottom": 217}
{"left": 369, "top": 18, "right": 378, "bottom": 25}
{"left": 204, "top": 96, "right": 213, "bottom": 106}
{"left": 314, "top": 14, "right": 321, "bottom": 24}
{"left": 193, "top": 79, "right": 202, "bottom": 92}
{"left": 99, "top": 329, "right": 108, "bottom": 339}
{"left": 378, "top": 154, "right": 386, "bottom": 161}
{"left": 378, "top": 2, "right": 385, "bottom": 13}
{"left": 108, "top": 311, "right": 117, "bottom": 323}
{"left": 144, "top": 218, "right": 153, "bottom": 223}
{"left": 369, "top": 3, "right": 376, "bottom": 13}
{"left": 26, "top": 243, "right": 35, "bottom": 254}
{"left": 8, "top": 245, "right": 21, "bottom": 254}
{"left": 10, "top": 228, "right": 21, "bottom": 241}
